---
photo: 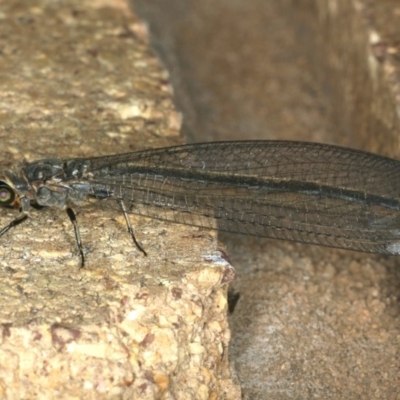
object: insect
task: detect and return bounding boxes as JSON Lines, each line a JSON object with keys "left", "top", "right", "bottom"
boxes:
{"left": 1, "top": 140, "right": 400, "bottom": 266}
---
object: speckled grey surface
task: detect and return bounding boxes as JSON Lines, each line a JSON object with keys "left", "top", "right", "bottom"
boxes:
{"left": 0, "top": 1, "right": 239, "bottom": 398}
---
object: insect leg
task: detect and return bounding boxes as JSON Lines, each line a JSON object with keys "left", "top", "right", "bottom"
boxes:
{"left": 0, "top": 197, "right": 30, "bottom": 237}
{"left": 66, "top": 207, "right": 85, "bottom": 268}
{"left": 118, "top": 199, "right": 147, "bottom": 256}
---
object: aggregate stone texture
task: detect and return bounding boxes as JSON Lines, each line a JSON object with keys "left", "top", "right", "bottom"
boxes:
{"left": 0, "top": 0, "right": 240, "bottom": 398}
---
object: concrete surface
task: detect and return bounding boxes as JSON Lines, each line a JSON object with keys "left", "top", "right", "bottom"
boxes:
{"left": 134, "top": 0, "right": 400, "bottom": 398}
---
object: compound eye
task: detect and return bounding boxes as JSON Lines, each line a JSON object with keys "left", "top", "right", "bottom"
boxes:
{"left": 0, "top": 182, "right": 16, "bottom": 206}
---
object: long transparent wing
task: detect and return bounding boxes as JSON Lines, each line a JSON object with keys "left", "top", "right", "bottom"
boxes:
{"left": 73, "top": 141, "right": 400, "bottom": 255}
{"left": 82, "top": 141, "right": 400, "bottom": 196}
